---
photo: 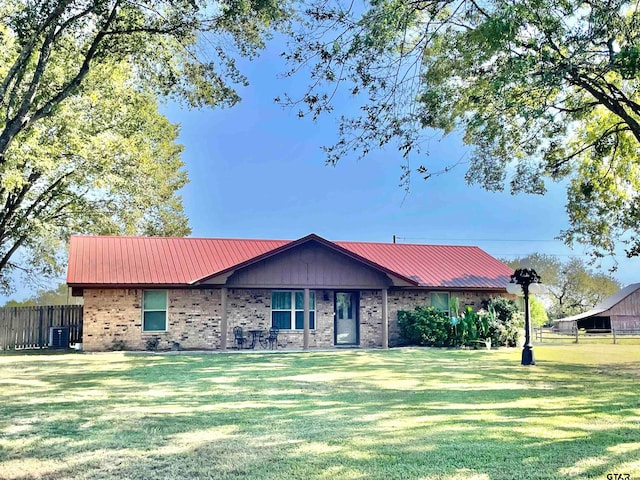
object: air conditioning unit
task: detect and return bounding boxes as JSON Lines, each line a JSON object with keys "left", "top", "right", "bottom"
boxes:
{"left": 49, "top": 326, "right": 70, "bottom": 349}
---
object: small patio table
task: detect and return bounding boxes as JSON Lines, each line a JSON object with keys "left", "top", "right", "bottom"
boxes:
{"left": 248, "top": 329, "right": 266, "bottom": 349}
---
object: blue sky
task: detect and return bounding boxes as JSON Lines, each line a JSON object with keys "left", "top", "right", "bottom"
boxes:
{"left": 163, "top": 37, "right": 639, "bottom": 287}
{"left": 2, "top": 34, "right": 638, "bottom": 302}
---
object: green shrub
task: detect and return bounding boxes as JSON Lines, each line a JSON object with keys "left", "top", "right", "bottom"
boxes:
{"left": 483, "top": 297, "right": 522, "bottom": 347}
{"left": 398, "top": 306, "right": 452, "bottom": 347}
{"left": 400, "top": 297, "right": 521, "bottom": 348}
{"left": 400, "top": 304, "right": 492, "bottom": 348}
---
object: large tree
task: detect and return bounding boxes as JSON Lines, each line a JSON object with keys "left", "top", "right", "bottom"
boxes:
{"left": 0, "top": 0, "right": 289, "bottom": 290}
{"left": 503, "top": 253, "right": 621, "bottom": 319}
{"left": 283, "top": 0, "right": 640, "bottom": 259}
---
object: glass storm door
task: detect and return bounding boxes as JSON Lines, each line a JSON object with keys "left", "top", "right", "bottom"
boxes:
{"left": 335, "top": 292, "right": 359, "bottom": 346}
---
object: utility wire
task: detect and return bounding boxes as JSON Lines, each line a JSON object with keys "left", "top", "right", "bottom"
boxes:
{"left": 394, "top": 236, "right": 560, "bottom": 243}
{"left": 393, "top": 235, "right": 599, "bottom": 258}
{"left": 497, "top": 253, "right": 592, "bottom": 258}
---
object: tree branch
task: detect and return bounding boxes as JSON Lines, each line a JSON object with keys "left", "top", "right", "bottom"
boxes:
{"left": 0, "top": 2, "right": 122, "bottom": 160}
{"left": 0, "top": 0, "right": 73, "bottom": 106}
{"left": 0, "top": 171, "right": 42, "bottom": 236}
{"left": 548, "top": 122, "right": 629, "bottom": 172}
{"left": 568, "top": 71, "right": 640, "bottom": 143}
{"left": 0, "top": 234, "right": 28, "bottom": 273}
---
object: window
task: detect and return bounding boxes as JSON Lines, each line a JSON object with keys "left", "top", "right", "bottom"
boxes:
{"left": 271, "top": 291, "right": 315, "bottom": 330}
{"left": 143, "top": 290, "right": 167, "bottom": 331}
{"left": 430, "top": 292, "right": 450, "bottom": 316}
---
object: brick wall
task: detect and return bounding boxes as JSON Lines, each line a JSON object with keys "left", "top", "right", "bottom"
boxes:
{"left": 83, "top": 288, "right": 339, "bottom": 351}
{"left": 83, "top": 288, "right": 223, "bottom": 351}
{"left": 360, "top": 290, "right": 383, "bottom": 348}
{"left": 82, "top": 287, "right": 509, "bottom": 351}
{"left": 225, "top": 289, "right": 334, "bottom": 349}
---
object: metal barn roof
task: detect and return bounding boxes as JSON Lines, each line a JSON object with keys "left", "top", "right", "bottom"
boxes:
{"left": 555, "top": 283, "right": 640, "bottom": 322}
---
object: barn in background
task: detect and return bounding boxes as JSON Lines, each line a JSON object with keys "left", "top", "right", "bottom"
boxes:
{"left": 555, "top": 283, "right": 640, "bottom": 334}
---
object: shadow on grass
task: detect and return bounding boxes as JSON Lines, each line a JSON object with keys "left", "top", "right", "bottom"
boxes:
{"left": 0, "top": 348, "right": 639, "bottom": 479}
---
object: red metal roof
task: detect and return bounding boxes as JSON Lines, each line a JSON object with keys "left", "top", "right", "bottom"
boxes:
{"left": 67, "top": 236, "right": 288, "bottom": 286}
{"left": 67, "top": 234, "right": 512, "bottom": 288}
{"left": 336, "top": 241, "right": 512, "bottom": 288}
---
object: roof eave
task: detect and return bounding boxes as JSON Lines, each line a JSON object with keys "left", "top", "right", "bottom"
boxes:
{"left": 67, "top": 282, "right": 192, "bottom": 289}
{"left": 403, "top": 285, "right": 509, "bottom": 290}
{"left": 555, "top": 308, "right": 608, "bottom": 322}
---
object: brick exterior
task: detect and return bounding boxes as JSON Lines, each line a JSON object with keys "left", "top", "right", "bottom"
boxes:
{"left": 83, "top": 288, "right": 223, "bottom": 351}
{"left": 82, "top": 288, "right": 507, "bottom": 351}
{"left": 359, "top": 290, "right": 384, "bottom": 348}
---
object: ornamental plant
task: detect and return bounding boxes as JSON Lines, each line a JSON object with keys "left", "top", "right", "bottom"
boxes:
{"left": 482, "top": 298, "right": 523, "bottom": 347}
{"left": 398, "top": 306, "right": 452, "bottom": 347}
{"left": 458, "top": 307, "right": 490, "bottom": 347}
{"left": 400, "top": 297, "right": 522, "bottom": 348}
{"left": 399, "top": 304, "right": 491, "bottom": 348}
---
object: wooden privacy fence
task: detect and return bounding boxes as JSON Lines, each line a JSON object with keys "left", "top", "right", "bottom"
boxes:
{"left": 534, "top": 326, "right": 640, "bottom": 344}
{"left": 0, "top": 305, "right": 83, "bottom": 350}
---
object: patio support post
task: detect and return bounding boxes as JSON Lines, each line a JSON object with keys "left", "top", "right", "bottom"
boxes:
{"left": 303, "top": 288, "right": 310, "bottom": 350}
{"left": 220, "top": 287, "right": 228, "bottom": 350}
{"left": 382, "top": 288, "right": 389, "bottom": 349}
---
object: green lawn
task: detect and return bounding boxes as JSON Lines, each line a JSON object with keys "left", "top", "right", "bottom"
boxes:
{"left": 1, "top": 346, "right": 639, "bottom": 480}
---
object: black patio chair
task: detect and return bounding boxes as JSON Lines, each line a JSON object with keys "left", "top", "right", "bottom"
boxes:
{"left": 233, "top": 326, "right": 248, "bottom": 349}
{"left": 265, "top": 327, "right": 279, "bottom": 350}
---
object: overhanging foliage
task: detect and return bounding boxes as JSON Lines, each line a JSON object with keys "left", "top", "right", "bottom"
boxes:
{"left": 283, "top": 0, "right": 640, "bottom": 259}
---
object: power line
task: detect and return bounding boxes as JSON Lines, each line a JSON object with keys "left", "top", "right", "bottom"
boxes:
{"left": 392, "top": 236, "right": 630, "bottom": 259}
{"left": 395, "top": 236, "right": 560, "bottom": 243}
{"left": 497, "top": 253, "right": 592, "bottom": 258}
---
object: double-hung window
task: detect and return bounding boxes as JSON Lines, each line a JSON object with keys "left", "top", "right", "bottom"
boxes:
{"left": 271, "top": 291, "right": 315, "bottom": 330}
{"left": 430, "top": 292, "right": 450, "bottom": 316}
{"left": 143, "top": 290, "right": 167, "bottom": 331}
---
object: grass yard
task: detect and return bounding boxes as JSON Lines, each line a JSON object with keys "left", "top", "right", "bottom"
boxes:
{"left": 0, "top": 346, "right": 639, "bottom": 480}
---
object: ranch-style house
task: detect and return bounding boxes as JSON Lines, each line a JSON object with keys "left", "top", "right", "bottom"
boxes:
{"left": 66, "top": 233, "right": 514, "bottom": 351}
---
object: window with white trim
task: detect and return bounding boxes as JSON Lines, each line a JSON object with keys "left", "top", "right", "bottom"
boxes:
{"left": 142, "top": 290, "right": 167, "bottom": 331}
{"left": 271, "top": 291, "right": 315, "bottom": 330}
{"left": 430, "top": 292, "right": 450, "bottom": 316}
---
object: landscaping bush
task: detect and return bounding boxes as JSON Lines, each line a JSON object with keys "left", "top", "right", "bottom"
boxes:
{"left": 399, "top": 297, "right": 522, "bottom": 348}
{"left": 398, "top": 306, "right": 452, "bottom": 347}
{"left": 483, "top": 297, "right": 522, "bottom": 347}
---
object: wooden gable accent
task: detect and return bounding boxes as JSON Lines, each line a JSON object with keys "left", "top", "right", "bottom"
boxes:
{"left": 202, "top": 241, "right": 395, "bottom": 288}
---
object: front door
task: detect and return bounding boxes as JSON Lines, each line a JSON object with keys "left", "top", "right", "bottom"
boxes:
{"left": 334, "top": 292, "right": 359, "bottom": 346}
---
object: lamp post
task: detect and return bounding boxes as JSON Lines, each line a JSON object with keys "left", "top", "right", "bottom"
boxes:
{"left": 507, "top": 268, "right": 542, "bottom": 366}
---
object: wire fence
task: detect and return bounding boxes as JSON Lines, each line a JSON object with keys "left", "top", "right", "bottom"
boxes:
{"left": 534, "top": 327, "right": 640, "bottom": 344}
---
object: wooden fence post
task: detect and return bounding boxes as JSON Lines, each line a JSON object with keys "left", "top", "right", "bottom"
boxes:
{"left": 38, "top": 308, "right": 44, "bottom": 348}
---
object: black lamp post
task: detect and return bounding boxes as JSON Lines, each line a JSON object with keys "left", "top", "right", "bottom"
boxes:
{"left": 508, "top": 268, "right": 542, "bottom": 366}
